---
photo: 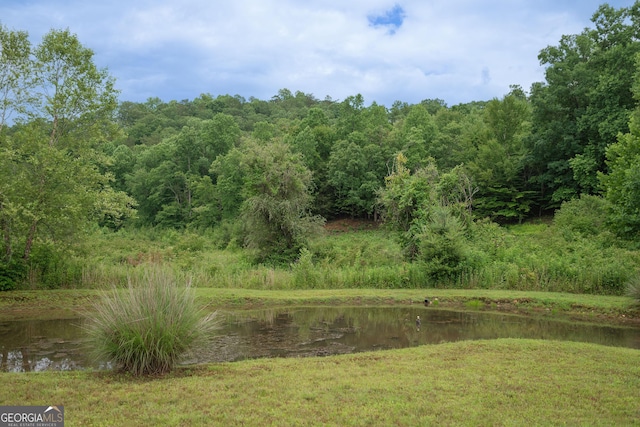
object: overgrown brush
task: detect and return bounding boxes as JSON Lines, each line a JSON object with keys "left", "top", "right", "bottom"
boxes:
{"left": 84, "top": 267, "right": 218, "bottom": 375}
{"left": 70, "top": 221, "right": 640, "bottom": 294}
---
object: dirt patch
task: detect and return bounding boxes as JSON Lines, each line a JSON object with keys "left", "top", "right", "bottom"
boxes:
{"left": 324, "top": 218, "right": 379, "bottom": 233}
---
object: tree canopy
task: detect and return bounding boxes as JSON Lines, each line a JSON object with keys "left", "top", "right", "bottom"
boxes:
{"left": 2, "top": 1, "right": 640, "bottom": 279}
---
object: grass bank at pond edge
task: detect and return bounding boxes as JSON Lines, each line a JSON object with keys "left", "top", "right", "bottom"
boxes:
{"left": 1, "top": 339, "right": 638, "bottom": 425}
{"left": 1, "top": 288, "right": 637, "bottom": 325}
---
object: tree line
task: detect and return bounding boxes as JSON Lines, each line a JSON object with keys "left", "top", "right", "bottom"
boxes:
{"left": 1, "top": 2, "right": 640, "bottom": 278}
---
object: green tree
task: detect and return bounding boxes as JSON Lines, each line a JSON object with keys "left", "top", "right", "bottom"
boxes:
{"left": 378, "top": 154, "right": 472, "bottom": 277}
{"left": 0, "top": 28, "right": 130, "bottom": 276}
{"left": 238, "top": 140, "right": 324, "bottom": 263}
{"left": 326, "top": 133, "right": 381, "bottom": 218}
{"left": 377, "top": 153, "right": 439, "bottom": 258}
{"left": 32, "top": 28, "right": 118, "bottom": 146}
{"left": 600, "top": 54, "right": 640, "bottom": 237}
{"left": 125, "top": 113, "right": 241, "bottom": 228}
{"left": 396, "top": 104, "right": 438, "bottom": 171}
{"left": 469, "top": 93, "right": 533, "bottom": 222}
{"left": 208, "top": 147, "right": 245, "bottom": 222}
{"left": 526, "top": 2, "right": 640, "bottom": 208}
{"left": 431, "top": 104, "right": 486, "bottom": 170}
{"left": 0, "top": 24, "right": 32, "bottom": 130}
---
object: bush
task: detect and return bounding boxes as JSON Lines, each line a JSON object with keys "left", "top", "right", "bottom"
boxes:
{"left": 85, "top": 267, "right": 218, "bottom": 375}
{"left": 292, "top": 247, "right": 321, "bottom": 288}
{"left": 626, "top": 276, "right": 640, "bottom": 305}
{"left": 0, "top": 260, "right": 27, "bottom": 291}
{"left": 554, "top": 195, "right": 611, "bottom": 238}
{"left": 417, "top": 207, "right": 468, "bottom": 281}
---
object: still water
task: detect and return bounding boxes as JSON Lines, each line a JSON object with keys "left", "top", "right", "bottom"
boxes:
{"left": 1, "top": 306, "right": 639, "bottom": 372}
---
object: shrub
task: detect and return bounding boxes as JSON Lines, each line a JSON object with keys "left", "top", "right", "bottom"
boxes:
{"left": 292, "top": 247, "right": 321, "bottom": 288}
{"left": 553, "top": 195, "right": 611, "bottom": 238}
{"left": 85, "top": 267, "right": 218, "bottom": 375}
{"left": 626, "top": 276, "right": 640, "bottom": 305}
{"left": 417, "top": 206, "right": 468, "bottom": 281}
{"left": 0, "top": 260, "right": 27, "bottom": 291}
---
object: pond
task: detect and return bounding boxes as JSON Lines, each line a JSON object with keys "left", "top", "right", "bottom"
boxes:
{"left": 1, "top": 306, "right": 639, "bottom": 372}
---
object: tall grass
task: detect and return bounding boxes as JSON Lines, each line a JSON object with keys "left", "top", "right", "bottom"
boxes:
{"left": 84, "top": 266, "right": 218, "bottom": 375}
{"left": 626, "top": 276, "right": 640, "bottom": 305}
{"left": 56, "top": 220, "right": 640, "bottom": 295}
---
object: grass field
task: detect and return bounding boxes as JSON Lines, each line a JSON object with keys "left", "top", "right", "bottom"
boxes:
{"left": 1, "top": 339, "right": 638, "bottom": 426}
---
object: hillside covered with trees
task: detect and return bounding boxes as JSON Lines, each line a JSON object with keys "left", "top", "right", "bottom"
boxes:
{"left": 1, "top": 2, "right": 640, "bottom": 294}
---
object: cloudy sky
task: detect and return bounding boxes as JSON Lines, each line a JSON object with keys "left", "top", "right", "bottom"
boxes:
{"left": 0, "top": 0, "right": 633, "bottom": 106}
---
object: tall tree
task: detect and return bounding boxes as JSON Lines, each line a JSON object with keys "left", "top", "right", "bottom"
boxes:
{"left": 378, "top": 153, "right": 474, "bottom": 271}
{"left": 469, "top": 92, "right": 533, "bottom": 222}
{"left": 599, "top": 53, "right": 640, "bottom": 237}
{"left": 32, "top": 29, "right": 118, "bottom": 146}
{"left": 238, "top": 139, "right": 324, "bottom": 263}
{"left": 526, "top": 2, "right": 640, "bottom": 209}
{"left": 0, "top": 28, "right": 129, "bottom": 271}
{"left": 0, "top": 25, "right": 32, "bottom": 130}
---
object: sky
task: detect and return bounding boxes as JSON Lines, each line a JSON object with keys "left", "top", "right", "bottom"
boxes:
{"left": 0, "top": 0, "right": 635, "bottom": 107}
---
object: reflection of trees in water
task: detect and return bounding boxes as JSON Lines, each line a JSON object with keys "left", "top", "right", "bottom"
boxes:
{"left": 219, "top": 307, "right": 640, "bottom": 357}
{"left": 3, "top": 310, "right": 640, "bottom": 369}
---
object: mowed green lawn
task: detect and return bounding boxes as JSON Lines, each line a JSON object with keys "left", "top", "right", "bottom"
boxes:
{"left": 1, "top": 340, "right": 638, "bottom": 426}
{"left": 1, "top": 288, "right": 639, "bottom": 425}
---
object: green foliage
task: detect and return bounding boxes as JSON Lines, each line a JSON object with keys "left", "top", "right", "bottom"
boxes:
{"left": 526, "top": 3, "right": 640, "bottom": 208}
{"left": 464, "top": 299, "right": 484, "bottom": 310}
{"left": 326, "top": 135, "right": 380, "bottom": 218}
{"left": 26, "top": 242, "right": 84, "bottom": 289}
{"left": 69, "top": 219, "right": 640, "bottom": 295}
{"left": 378, "top": 154, "right": 473, "bottom": 272}
{"left": 0, "top": 259, "right": 26, "bottom": 291}
{"left": 378, "top": 153, "right": 438, "bottom": 232}
{"left": 0, "top": 28, "right": 129, "bottom": 266}
{"left": 468, "top": 93, "right": 532, "bottom": 222}
{"left": 626, "top": 276, "right": 640, "bottom": 304}
{"left": 0, "top": 24, "right": 32, "bottom": 128}
{"left": 85, "top": 267, "right": 218, "bottom": 375}
{"left": 600, "top": 54, "right": 640, "bottom": 238}
{"left": 239, "top": 140, "right": 325, "bottom": 264}
{"left": 5, "top": 3, "right": 640, "bottom": 292}
{"left": 553, "top": 195, "right": 612, "bottom": 238}
{"left": 292, "top": 247, "right": 321, "bottom": 289}
{"left": 417, "top": 206, "right": 469, "bottom": 281}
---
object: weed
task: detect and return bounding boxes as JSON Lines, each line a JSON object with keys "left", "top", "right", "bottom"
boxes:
{"left": 465, "top": 299, "right": 484, "bottom": 310}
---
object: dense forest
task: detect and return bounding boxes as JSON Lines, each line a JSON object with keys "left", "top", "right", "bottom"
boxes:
{"left": 1, "top": 2, "right": 640, "bottom": 291}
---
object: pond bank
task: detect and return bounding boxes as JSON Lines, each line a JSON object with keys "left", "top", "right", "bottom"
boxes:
{"left": 1, "top": 288, "right": 638, "bottom": 326}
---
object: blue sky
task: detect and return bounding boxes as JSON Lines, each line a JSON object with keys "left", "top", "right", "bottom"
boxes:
{"left": 0, "top": 0, "right": 634, "bottom": 106}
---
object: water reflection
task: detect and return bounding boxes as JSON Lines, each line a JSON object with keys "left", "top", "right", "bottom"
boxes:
{"left": 0, "top": 318, "right": 87, "bottom": 372}
{"left": 1, "top": 307, "right": 639, "bottom": 372}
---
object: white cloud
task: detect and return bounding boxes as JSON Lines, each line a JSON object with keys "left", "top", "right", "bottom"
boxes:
{"left": 0, "top": 0, "right": 632, "bottom": 105}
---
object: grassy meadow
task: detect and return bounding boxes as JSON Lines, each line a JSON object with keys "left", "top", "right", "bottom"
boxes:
{"left": 24, "top": 218, "right": 640, "bottom": 297}
{"left": 2, "top": 220, "right": 640, "bottom": 426}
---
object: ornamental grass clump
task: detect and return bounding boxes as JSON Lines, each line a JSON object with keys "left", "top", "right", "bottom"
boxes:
{"left": 626, "top": 276, "right": 640, "bottom": 305}
{"left": 85, "top": 267, "right": 218, "bottom": 375}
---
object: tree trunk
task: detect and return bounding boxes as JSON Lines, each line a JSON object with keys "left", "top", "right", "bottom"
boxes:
{"left": 0, "top": 200, "right": 12, "bottom": 261}
{"left": 23, "top": 220, "right": 37, "bottom": 261}
{"left": 49, "top": 115, "right": 58, "bottom": 146}
{"left": 1, "top": 219, "right": 11, "bottom": 261}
